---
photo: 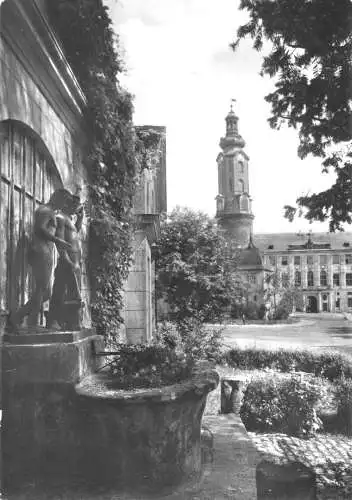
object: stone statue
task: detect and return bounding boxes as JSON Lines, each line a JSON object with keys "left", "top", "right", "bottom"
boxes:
{"left": 46, "top": 190, "right": 84, "bottom": 331}
{"left": 8, "top": 189, "right": 73, "bottom": 333}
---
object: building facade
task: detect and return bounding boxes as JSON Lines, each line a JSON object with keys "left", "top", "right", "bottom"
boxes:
{"left": 256, "top": 232, "right": 352, "bottom": 313}
{"left": 215, "top": 106, "right": 352, "bottom": 314}
{"left": 0, "top": 0, "right": 91, "bottom": 334}
{"left": 123, "top": 126, "right": 167, "bottom": 343}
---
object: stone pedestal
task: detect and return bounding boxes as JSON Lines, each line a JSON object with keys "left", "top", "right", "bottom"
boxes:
{"left": 1, "top": 329, "right": 104, "bottom": 493}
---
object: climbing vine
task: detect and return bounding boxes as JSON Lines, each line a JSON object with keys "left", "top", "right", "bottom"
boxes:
{"left": 47, "top": 0, "right": 162, "bottom": 338}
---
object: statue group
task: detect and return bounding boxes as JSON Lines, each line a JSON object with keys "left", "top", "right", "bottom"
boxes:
{"left": 9, "top": 188, "right": 84, "bottom": 333}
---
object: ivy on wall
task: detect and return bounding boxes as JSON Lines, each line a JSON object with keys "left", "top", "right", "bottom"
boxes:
{"left": 47, "top": 0, "right": 162, "bottom": 339}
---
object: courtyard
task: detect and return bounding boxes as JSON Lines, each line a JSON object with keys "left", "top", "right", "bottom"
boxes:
{"left": 221, "top": 313, "right": 352, "bottom": 356}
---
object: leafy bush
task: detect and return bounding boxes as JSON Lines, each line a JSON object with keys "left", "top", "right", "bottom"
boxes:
{"left": 240, "top": 374, "right": 325, "bottom": 436}
{"left": 273, "top": 305, "right": 289, "bottom": 320}
{"left": 156, "top": 319, "right": 224, "bottom": 364}
{"left": 107, "top": 344, "right": 193, "bottom": 389}
{"left": 224, "top": 348, "right": 352, "bottom": 381}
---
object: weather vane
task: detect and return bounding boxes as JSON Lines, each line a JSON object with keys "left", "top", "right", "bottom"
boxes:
{"left": 230, "top": 98, "right": 236, "bottom": 112}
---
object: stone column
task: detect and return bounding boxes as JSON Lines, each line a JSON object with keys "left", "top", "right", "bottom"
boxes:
{"left": 318, "top": 293, "right": 322, "bottom": 312}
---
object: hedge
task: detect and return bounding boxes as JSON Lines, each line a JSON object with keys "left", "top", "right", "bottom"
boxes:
{"left": 223, "top": 348, "right": 352, "bottom": 382}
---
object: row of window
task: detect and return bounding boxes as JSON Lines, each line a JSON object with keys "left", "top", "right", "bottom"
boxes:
{"left": 268, "top": 254, "right": 352, "bottom": 267}
{"left": 284, "top": 271, "right": 352, "bottom": 287}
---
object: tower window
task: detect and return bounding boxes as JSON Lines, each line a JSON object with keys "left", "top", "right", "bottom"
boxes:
{"left": 238, "top": 179, "right": 244, "bottom": 192}
{"left": 238, "top": 161, "right": 244, "bottom": 173}
{"left": 229, "top": 178, "right": 234, "bottom": 192}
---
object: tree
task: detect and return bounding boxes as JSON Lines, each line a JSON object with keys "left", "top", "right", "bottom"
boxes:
{"left": 153, "top": 207, "right": 244, "bottom": 324}
{"left": 265, "top": 270, "right": 304, "bottom": 318}
{"left": 233, "top": 0, "right": 352, "bottom": 231}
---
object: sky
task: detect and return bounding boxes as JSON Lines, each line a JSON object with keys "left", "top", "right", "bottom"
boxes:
{"left": 104, "top": 0, "right": 336, "bottom": 234}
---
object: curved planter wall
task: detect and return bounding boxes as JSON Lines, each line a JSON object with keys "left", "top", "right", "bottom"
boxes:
{"left": 74, "top": 364, "right": 219, "bottom": 492}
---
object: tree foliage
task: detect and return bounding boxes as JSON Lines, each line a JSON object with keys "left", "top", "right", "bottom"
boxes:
{"left": 153, "top": 207, "right": 244, "bottom": 324}
{"left": 233, "top": 0, "right": 352, "bottom": 231}
{"left": 48, "top": 0, "right": 162, "bottom": 338}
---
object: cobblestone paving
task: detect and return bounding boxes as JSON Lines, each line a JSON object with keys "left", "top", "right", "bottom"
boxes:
{"left": 250, "top": 432, "right": 352, "bottom": 496}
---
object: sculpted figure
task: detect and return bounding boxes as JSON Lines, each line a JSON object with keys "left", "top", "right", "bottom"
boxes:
{"left": 8, "top": 189, "right": 72, "bottom": 332}
{"left": 47, "top": 190, "right": 83, "bottom": 331}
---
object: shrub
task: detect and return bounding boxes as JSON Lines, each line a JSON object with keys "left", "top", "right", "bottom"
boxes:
{"left": 223, "top": 348, "right": 352, "bottom": 381}
{"left": 156, "top": 319, "right": 224, "bottom": 364}
{"left": 240, "top": 374, "right": 325, "bottom": 436}
{"left": 335, "top": 377, "right": 352, "bottom": 434}
{"left": 107, "top": 343, "right": 193, "bottom": 389}
{"left": 273, "top": 305, "right": 289, "bottom": 320}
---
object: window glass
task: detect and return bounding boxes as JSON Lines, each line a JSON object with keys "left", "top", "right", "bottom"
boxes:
{"left": 346, "top": 273, "right": 352, "bottom": 286}
{"left": 294, "top": 270, "right": 301, "bottom": 287}
{"left": 333, "top": 273, "right": 340, "bottom": 286}
{"left": 333, "top": 255, "right": 340, "bottom": 265}
{"left": 281, "top": 256, "right": 288, "bottom": 266}
{"left": 268, "top": 255, "right": 276, "bottom": 266}
{"left": 307, "top": 271, "right": 314, "bottom": 287}
{"left": 345, "top": 254, "right": 352, "bottom": 264}
{"left": 307, "top": 255, "right": 314, "bottom": 265}
{"left": 294, "top": 256, "right": 301, "bottom": 266}
{"left": 281, "top": 272, "right": 289, "bottom": 286}
{"left": 320, "top": 255, "right": 327, "bottom": 265}
{"left": 320, "top": 270, "right": 328, "bottom": 286}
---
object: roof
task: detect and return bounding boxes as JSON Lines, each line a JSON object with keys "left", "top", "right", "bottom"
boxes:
{"left": 254, "top": 232, "right": 352, "bottom": 253}
{"left": 238, "top": 235, "right": 266, "bottom": 271}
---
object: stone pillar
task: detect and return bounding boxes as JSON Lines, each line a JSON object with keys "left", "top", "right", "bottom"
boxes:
{"left": 318, "top": 293, "right": 322, "bottom": 312}
{"left": 221, "top": 378, "right": 246, "bottom": 414}
{"left": 124, "top": 232, "right": 153, "bottom": 344}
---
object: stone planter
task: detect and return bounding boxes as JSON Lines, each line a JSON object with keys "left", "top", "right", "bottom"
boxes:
{"left": 74, "top": 362, "right": 219, "bottom": 493}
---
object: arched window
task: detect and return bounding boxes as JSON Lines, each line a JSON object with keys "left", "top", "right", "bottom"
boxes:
{"left": 0, "top": 120, "right": 62, "bottom": 315}
{"left": 307, "top": 270, "right": 314, "bottom": 287}
{"left": 238, "top": 179, "right": 244, "bottom": 192}
{"left": 238, "top": 160, "right": 244, "bottom": 173}
{"left": 294, "top": 270, "right": 301, "bottom": 287}
{"left": 320, "top": 270, "right": 328, "bottom": 287}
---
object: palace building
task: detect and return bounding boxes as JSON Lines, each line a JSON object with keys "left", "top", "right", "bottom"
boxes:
{"left": 215, "top": 106, "right": 352, "bottom": 314}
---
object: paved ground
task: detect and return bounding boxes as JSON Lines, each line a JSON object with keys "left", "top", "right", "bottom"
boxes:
{"left": 220, "top": 313, "right": 352, "bottom": 355}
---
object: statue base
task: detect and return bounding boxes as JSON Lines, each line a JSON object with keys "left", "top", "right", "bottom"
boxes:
{"left": 3, "top": 327, "right": 93, "bottom": 345}
{"left": 1, "top": 328, "right": 105, "bottom": 493}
